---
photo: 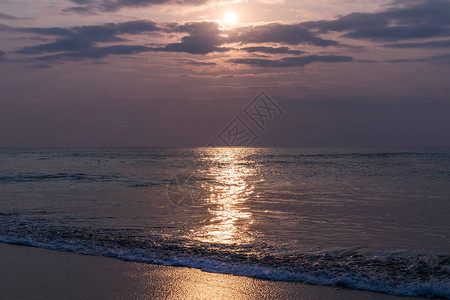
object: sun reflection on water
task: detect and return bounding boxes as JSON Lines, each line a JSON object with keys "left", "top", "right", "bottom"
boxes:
{"left": 195, "top": 148, "right": 256, "bottom": 244}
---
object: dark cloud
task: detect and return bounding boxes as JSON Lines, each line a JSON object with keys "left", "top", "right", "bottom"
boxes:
{"left": 228, "top": 55, "right": 353, "bottom": 67}
{"left": 227, "top": 23, "right": 339, "bottom": 46}
{"left": 71, "top": 0, "right": 91, "bottom": 4}
{"left": 22, "top": 27, "right": 74, "bottom": 37}
{"left": 18, "top": 20, "right": 159, "bottom": 39}
{"left": 344, "top": 25, "right": 448, "bottom": 41}
{"left": 63, "top": 6, "right": 94, "bottom": 14}
{"left": 117, "top": 20, "right": 159, "bottom": 34}
{"left": 0, "top": 12, "right": 18, "bottom": 19}
{"left": 66, "top": 0, "right": 208, "bottom": 13}
{"left": 17, "top": 39, "right": 93, "bottom": 54}
{"left": 4, "top": 0, "right": 450, "bottom": 67}
{"left": 15, "top": 30, "right": 116, "bottom": 55}
{"left": 304, "top": 0, "right": 450, "bottom": 41}
{"left": 13, "top": 2, "right": 449, "bottom": 66}
{"left": 12, "top": 21, "right": 232, "bottom": 60}
{"left": 0, "top": 50, "right": 5, "bottom": 61}
{"left": 22, "top": 21, "right": 228, "bottom": 57}
{"left": 384, "top": 40, "right": 450, "bottom": 48}
{"left": 162, "top": 43, "right": 228, "bottom": 54}
{"left": 162, "top": 22, "right": 227, "bottom": 55}
{"left": 30, "top": 63, "right": 54, "bottom": 69}
{"left": 9, "top": 18, "right": 342, "bottom": 61}
{"left": 385, "top": 54, "right": 450, "bottom": 64}
{"left": 15, "top": 21, "right": 160, "bottom": 55}
{"left": 356, "top": 53, "right": 450, "bottom": 64}
{"left": 12, "top": 21, "right": 231, "bottom": 60}
{"left": 0, "top": 24, "right": 11, "bottom": 31}
{"left": 241, "top": 46, "right": 305, "bottom": 55}
{"left": 35, "top": 45, "right": 154, "bottom": 61}
{"left": 73, "top": 25, "right": 120, "bottom": 41}
{"left": 303, "top": 12, "right": 388, "bottom": 34}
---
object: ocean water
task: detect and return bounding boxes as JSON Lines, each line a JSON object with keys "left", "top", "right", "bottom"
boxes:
{"left": 0, "top": 147, "right": 449, "bottom": 298}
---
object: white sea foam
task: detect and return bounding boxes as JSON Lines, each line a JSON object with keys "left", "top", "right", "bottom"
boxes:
{"left": 0, "top": 235, "right": 448, "bottom": 299}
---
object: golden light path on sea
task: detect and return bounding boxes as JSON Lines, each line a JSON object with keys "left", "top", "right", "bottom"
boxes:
{"left": 196, "top": 148, "right": 255, "bottom": 245}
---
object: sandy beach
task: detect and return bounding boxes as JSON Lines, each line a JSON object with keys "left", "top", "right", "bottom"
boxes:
{"left": 0, "top": 243, "right": 430, "bottom": 300}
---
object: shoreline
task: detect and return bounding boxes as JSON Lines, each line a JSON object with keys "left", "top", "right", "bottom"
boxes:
{"left": 0, "top": 243, "right": 430, "bottom": 300}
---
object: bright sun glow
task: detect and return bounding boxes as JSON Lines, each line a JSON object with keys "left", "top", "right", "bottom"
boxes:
{"left": 224, "top": 11, "right": 238, "bottom": 25}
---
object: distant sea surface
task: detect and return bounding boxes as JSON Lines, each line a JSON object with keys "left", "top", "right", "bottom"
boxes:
{"left": 0, "top": 148, "right": 449, "bottom": 298}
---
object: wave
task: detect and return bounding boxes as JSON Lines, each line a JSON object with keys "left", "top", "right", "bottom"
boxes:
{"left": 0, "top": 216, "right": 448, "bottom": 299}
{"left": 0, "top": 172, "right": 209, "bottom": 190}
{"left": 0, "top": 173, "right": 124, "bottom": 184}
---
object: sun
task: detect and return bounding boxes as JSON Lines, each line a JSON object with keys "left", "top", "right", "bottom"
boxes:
{"left": 224, "top": 11, "right": 238, "bottom": 25}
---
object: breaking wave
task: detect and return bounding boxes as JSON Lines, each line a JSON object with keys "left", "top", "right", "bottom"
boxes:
{"left": 0, "top": 215, "right": 448, "bottom": 299}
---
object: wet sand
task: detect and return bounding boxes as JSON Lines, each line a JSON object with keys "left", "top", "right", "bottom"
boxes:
{"left": 0, "top": 243, "right": 428, "bottom": 300}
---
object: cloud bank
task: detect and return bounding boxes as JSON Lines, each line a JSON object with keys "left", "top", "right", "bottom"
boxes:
{"left": 1, "top": 0, "right": 449, "bottom": 68}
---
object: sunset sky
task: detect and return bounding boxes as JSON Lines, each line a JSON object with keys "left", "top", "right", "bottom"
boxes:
{"left": 1, "top": 0, "right": 449, "bottom": 147}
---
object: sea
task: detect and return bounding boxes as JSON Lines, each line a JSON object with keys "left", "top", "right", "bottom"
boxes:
{"left": 0, "top": 147, "right": 449, "bottom": 298}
